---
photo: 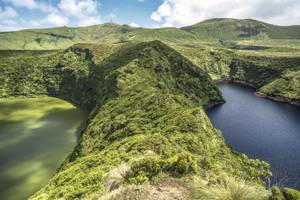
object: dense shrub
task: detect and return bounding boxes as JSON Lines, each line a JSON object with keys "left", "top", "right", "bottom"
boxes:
{"left": 283, "top": 188, "right": 300, "bottom": 200}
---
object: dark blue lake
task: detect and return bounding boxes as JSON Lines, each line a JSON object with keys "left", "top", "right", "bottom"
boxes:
{"left": 207, "top": 82, "right": 300, "bottom": 189}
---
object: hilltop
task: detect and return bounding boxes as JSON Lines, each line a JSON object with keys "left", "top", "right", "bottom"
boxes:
{"left": 1, "top": 18, "right": 300, "bottom": 50}
{"left": 182, "top": 18, "right": 300, "bottom": 40}
{"left": 1, "top": 41, "right": 274, "bottom": 199}
{"left": 1, "top": 18, "right": 300, "bottom": 199}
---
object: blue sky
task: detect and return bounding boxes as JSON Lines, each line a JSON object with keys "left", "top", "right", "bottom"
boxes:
{"left": 1, "top": 0, "right": 300, "bottom": 32}
{"left": 0, "top": 0, "right": 163, "bottom": 31}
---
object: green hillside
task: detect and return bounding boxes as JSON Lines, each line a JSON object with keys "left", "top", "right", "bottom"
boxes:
{"left": 0, "top": 23, "right": 136, "bottom": 50}
{"left": 2, "top": 18, "right": 300, "bottom": 50}
{"left": 182, "top": 18, "right": 300, "bottom": 40}
{"left": 1, "top": 41, "right": 276, "bottom": 199}
{"left": 1, "top": 18, "right": 300, "bottom": 199}
{"left": 0, "top": 24, "right": 201, "bottom": 50}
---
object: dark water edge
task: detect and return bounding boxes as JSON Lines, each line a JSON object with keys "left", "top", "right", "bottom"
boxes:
{"left": 207, "top": 82, "right": 300, "bottom": 189}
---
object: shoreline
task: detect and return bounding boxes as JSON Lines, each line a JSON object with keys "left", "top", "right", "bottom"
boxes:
{"left": 204, "top": 100, "right": 225, "bottom": 110}
{"left": 213, "top": 77, "right": 300, "bottom": 107}
{"left": 0, "top": 95, "right": 53, "bottom": 102}
{"left": 255, "top": 92, "right": 300, "bottom": 107}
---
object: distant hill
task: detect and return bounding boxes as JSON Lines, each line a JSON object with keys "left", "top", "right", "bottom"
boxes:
{"left": 0, "top": 23, "right": 200, "bottom": 50}
{"left": 0, "top": 18, "right": 300, "bottom": 50}
{"left": 0, "top": 23, "right": 136, "bottom": 50}
{"left": 182, "top": 18, "right": 300, "bottom": 40}
{"left": 0, "top": 40, "right": 270, "bottom": 199}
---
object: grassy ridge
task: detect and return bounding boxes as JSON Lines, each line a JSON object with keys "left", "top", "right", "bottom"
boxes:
{"left": 183, "top": 18, "right": 300, "bottom": 40}
{"left": 30, "top": 41, "right": 271, "bottom": 199}
{"left": 1, "top": 18, "right": 300, "bottom": 199}
{"left": 0, "top": 23, "right": 136, "bottom": 50}
{"left": 2, "top": 18, "right": 300, "bottom": 50}
{"left": 0, "top": 41, "right": 272, "bottom": 199}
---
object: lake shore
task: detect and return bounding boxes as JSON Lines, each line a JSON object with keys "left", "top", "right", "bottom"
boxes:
{"left": 213, "top": 77, "right": 300, "bottom": 107}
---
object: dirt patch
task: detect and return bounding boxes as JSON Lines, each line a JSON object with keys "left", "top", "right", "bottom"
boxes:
{"left": 102, "top": 178, "right": 191, "bottom": 200}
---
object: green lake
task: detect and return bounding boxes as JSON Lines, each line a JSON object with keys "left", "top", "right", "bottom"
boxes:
{"left": 0, "top": 97, "right": 88, "bottom": 200}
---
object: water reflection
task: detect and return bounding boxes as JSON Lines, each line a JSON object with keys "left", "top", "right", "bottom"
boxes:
{"left": 0, "top": 97, "right": 88, "bottom": 200}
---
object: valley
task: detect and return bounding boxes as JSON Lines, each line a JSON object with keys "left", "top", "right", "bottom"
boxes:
{"left": 0, "top": 18, "right": 300, "bottom": 199}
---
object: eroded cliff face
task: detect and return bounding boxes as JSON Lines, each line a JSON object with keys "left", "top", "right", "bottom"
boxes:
{"left": 227, "top": 55, "right": 300, "bottom": 105}
{"left": 178, "top": 46, "right": 300, "bottom": 106}
{"left": 0, "top": 48, "right": 97, "bottom": 109}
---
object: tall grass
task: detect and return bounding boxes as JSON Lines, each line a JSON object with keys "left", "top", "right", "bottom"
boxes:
{"left": 191, "top": 176, "right": 269, "bottom": 200}
{"left": 103, "top": 163, "right": 131, "bottom": 192}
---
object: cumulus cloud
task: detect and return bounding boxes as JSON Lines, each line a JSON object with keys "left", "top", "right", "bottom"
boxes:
{"left": 3, "top": 0, "right": 37, "bottom": 9}
{"left": 0, "top": 6, "right": 18, "bottom": 20}
{"left": 151, "top": 0, "right": 300, "bottom": 27}
{"left": 151, "top": 1, "right": 171, "bottom": 22}
{"left": 129, "top": 22, "right": 140, "bottom": 27}
{"left": 58, "top": 0, "right": 101, "bottom": 26}
{"left": 2, "top": 0, "right": 101, "bottom": 30}
{"left": 58, "top": 0, "right": 98, "bottom": 16}
{"left": 47, "top": 13, "right": 69, "bottom": 26}
{"left": 0, "top": 6, "right": 18, "bottom": 31}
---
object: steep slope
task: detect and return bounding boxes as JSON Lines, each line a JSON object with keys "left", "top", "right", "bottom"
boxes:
{"left": 259, "top": 70, "right": 300, "bottom": 105}
{"left": 182, "top": 18, "right": 300, "bottom": 40}
{"left": 0, "top": 41, "right": 271, "bottom": 199}
{"left": 170, "top": 43, "right": 300, "bottom": 106}
{"left": 228, "top": 53, "right": 300, "bottom": 105}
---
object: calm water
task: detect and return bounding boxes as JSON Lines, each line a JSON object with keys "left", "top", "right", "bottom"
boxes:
{"left": 0, "top": 97, "right": 88, "bottom": 200}
{"left": 207, "top": 82, "right": 300, "bottom": 189}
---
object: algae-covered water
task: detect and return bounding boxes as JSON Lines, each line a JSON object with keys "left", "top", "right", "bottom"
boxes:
{"left": 0, "top": 97, "right": 88, "bottom": 200}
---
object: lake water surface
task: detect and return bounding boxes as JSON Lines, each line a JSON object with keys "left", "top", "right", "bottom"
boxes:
{"left": 207, "top": 82, "right": 300, "bottom": 189}
{"left": 0, "top": 97, "right": 88, "bottom": 200}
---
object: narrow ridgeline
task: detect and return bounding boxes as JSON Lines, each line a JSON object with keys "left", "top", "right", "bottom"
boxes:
{"left": 1, "top": 41, "right": 294, "bottom": 199}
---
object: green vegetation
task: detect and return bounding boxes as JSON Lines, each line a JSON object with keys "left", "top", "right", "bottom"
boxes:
{"left": 0, "top": 41, "right": 272, "bottom": 199}
{"left": 191, "top": 176, "right": 269, "bottom": 200}
{"left": 182, "top": 18, "right": 300, "bottom": 41}
{"left": 1, "top": 18, "right": 300, "bottom": 199}
{"left": 259, "top": 70, "right": 300, "bottom": 105}
{"left": 270, "top": 187, "right": 300, "bottom": 200}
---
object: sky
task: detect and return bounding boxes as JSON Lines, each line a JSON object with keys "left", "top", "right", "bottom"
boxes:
{"left": 1, "top": 0, "right": 300, "bottom": 32}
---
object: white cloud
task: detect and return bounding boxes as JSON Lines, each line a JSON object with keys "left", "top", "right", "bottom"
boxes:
{"left": 0, "top": 6, "right": 18, "bottom": 31}
{"left": 129, "top": 22, "right": 140, "bottom": 27}
{"left": 151, "top": 12, "right": 161, "bottom": 22}
{"left": 1, "top": 19, "right": 17, "bottom": 26}
{"left": 0, "top": 0, "right": 103, "bottom": 31}
{"left": 4, "top": 0, "right": 37, "bottom": 9}
{"left": 47, "top": 13, "right": 69, "bottom": 26}
{"left": 151, "top": 2, "right": 172, "bottom": 22}
{"left": 58, "top": 0, "right": 98, "bottom": 16}
{"left": 58, "top": 0, "right": 101, "bottom": 26}
{"left": 0, "top": 6, "right": 18, "bottom": 19}
{"left": 151, "top": 0, "right": 300, "bottom": 27}
{"left": 4, "top": 0, "right": 57, "bottom": 13}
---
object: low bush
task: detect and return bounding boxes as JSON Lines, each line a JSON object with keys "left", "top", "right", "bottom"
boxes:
{"left": 192, "top": 176, "right": 269, "bottom": 200}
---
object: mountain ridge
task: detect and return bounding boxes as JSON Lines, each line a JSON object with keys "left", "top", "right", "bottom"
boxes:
{"left": 1, "top": 18, "right": 300, "bottom": 50}
{"left": 1, "top": 18, "right": 300, "bottom": 199}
